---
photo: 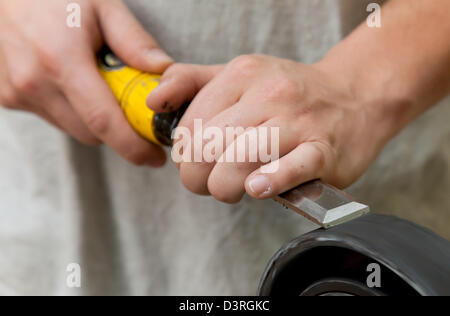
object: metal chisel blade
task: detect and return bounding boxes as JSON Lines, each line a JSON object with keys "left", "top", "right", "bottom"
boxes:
{"left": 274, "top": 180, "right": 370, "bottom": 229}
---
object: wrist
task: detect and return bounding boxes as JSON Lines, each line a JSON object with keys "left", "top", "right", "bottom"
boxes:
{"left": 314, "top": 52, "right": 415, "bottom": 148}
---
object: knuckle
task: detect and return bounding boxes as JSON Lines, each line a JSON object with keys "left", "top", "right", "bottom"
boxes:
{"left": 207, "top": 175, "right": 241, "bottom": 204}
{"left": 0, "top": 87, "right": 20, "bottom": 108}
{"left": 227, "top": 55, "right": 262, "bottom": 77}
{"left": 284, "top": 163, "right": 302, "bottom": 184}
{"left": 310, "top": 143, "right": 327, "bottom": 171}
{"left": 85, "top": 109, "right": 110, "bottom": 136}
{"left": 124, "top": 51, "right": 145, "bottom": 69}
{"left": 34, "top": 45, "right": 63, "bottom": 78}
{"left": 264, "top": 77, "right": 301, "bottom": 103}
{"left": 10, "top": 67, "right": 38, "bottom": 95}
{"left": 180, "top": 164, "right": 210, "bottom": 195}
{"left": 210, "top": 188, "right": 240, "bottom": 204}
{"left": 164, "top": 63, "right": 189, "bottom": 77}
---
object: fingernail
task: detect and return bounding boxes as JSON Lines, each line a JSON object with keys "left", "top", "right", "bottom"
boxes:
{"left": 147, "top": 49, "right": 174, "bottom": 64}
{"left": 152, "top": 79, "right": 170, "bottom": 94}
{"left": 248, "top": 175, "right": 272, "bottom": 197}
{"left": 146, "top": 80, "right": 171, "bottom": 110}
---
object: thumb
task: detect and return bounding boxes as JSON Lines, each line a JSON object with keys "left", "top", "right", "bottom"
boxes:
{"left": 147, "top": 64, "right": 224, "bottom": 113}
{"left": 245, "top": 142, "right": 332, "bottom": 199}
{"left": 95, "top": 0, "right": 173, "bottom": 74}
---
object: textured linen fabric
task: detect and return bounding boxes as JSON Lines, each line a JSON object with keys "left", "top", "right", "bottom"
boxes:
{"left": 0, "top": 0, "right": 448, "bottom": 295}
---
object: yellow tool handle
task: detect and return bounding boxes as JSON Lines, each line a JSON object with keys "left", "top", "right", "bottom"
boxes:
{"left": 97, "top": 47, "right": 162, "bottom": 145}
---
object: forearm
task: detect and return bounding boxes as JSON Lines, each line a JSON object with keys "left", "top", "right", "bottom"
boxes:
{"left": 317, "top": 0, "right": 450, "bottom": 143}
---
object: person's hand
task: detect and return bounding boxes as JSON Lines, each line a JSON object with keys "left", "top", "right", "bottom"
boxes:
{"left": 0, "top": 0, "right": 173, "bottom": 166}
{"left": 149, "top": 55, "right": 392, "bottom": 203}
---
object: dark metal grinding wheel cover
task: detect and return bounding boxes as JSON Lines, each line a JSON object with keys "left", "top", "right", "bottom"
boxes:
{"left": 258, "top": 214, "right": 450, "bottom": 296}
